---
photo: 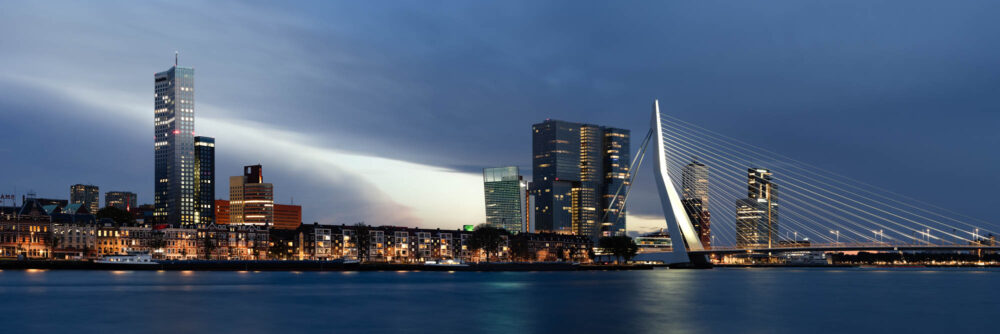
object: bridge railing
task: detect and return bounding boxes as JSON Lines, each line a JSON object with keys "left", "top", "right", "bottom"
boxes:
{"left": 701, "top": 242, "right": 999, "bottom": 252}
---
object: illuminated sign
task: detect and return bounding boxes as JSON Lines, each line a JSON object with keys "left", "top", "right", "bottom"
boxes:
{"left": 463, "top": 225, "right": 475, "bottom": 232}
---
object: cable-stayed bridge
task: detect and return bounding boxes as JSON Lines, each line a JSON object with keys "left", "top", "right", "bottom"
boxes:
{"left": 623, "top": 100, "right": 1000, "bottom": 266}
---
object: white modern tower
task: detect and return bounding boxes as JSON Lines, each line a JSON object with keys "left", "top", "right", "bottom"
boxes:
{"left": 651, "top": 100, "right": 709, "bottom": 266}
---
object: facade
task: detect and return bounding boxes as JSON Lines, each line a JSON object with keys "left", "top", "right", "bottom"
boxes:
{"left": 483, "top": 166, "right": 531, "bottom": 233}
{"left": 530, "top": 119, "right": 630, "bottom": 238}
{"left": 508, "top": 232, "right": 592, "bottom": 262}
{"left": 194, "top": 136, "right": 215, "bottom": 224}
{"left": 215, "top": 200, "right": 230, "bottom": 225}
{"left": 228, "top": 165, "right": 274, "bottom": 226}
{"left": 154, "top": 60, "right": 197, "bottom": 226}
{"left": 681, "top": 160, "right": 711, "bottom": 247}
{"left": 105, "top": 191, "right": 137, "bottom": 212}
{"left": 736, "top": 168, "right": 779, "bottom": 248}
{"left": 273, "top": 204, "right": 302, "bottom": 230}
{"left": 70, "top": 184, "right": 100, "bottom": 214}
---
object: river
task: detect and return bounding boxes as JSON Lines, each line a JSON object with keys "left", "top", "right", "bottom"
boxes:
{"left": 0, "top": 268, "right": 995, "bottom": 333}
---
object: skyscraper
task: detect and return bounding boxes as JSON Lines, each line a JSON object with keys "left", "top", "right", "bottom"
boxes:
{"left": 736, "top": 168, "right": 778, "bottom": 248}
{"left": 70, "top": 184, "right": 99, "bottom": 213}
{"left": 530, "top": 120, "right": 630, "bottom": 238}
{"left": 194, "top": 136, "right": 215, "bottom": 224}
{"left": 154, "top": 56, "right": 196, "bottom": 226}
{"left": 105, "top": 191, "right": 137, "bottom": 212}
{"left": 229, "top": 165, "right": 273, "bottom": 226}
{"left": 483, "top": 166, "right": 531, "bottom": 233}
{"left": 682, "top": 160, "right": 711, "bottom": 247}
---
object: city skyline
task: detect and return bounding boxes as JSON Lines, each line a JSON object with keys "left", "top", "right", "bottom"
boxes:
{"left": 1, "top": 2, "right": 999, "bottom": 233}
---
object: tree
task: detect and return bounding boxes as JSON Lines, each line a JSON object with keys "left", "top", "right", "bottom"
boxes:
{"left": 202, "top": 236, "right": 217, "bottom": 260}
{"left": 467, "top": 224, "right": 509, "bottom": 263}
{"left": 95, "top": 207, "right": 135, "bottom": 225}
{"left": 508, "top": 235, "right": 532, "bottom": 262}
{"left": 46, "top": 235, "right": 61, "bottom": 259}
{"left": 352, "top": 223, "right": 372, "bottom": 263}
{"left": 599, "top": 236, "right": 639, "bottom": 264}
{"left": 268, "top": 240, "right": 289, "bottom": 260}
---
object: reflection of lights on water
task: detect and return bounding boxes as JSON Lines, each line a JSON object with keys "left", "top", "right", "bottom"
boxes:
{"left": 26, "top": 269, "right": 46, "bottom": 274}
{"left": 341, "top": 271, "right": 356, "bottom": 275}
{"left": 110, "top": 270, "right": 131, "bottom": 275}
{"left": 447, "top": 271, "right": 456, "bottom": 274}
{"left": 396, "top": 270, "right": 408, "bottom": 274}
{"left": 290, "top": 271, "right": 303, "bottom": 275}
{"left": 237, "top": 271, "right": 249, "bottom": 274}
{"left": 181, "top": 270, "right": 194, "bottom": 276}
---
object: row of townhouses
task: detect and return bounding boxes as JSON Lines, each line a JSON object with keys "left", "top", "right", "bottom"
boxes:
{"left": 1, "top": 200, "right": 594, "bottom": 263}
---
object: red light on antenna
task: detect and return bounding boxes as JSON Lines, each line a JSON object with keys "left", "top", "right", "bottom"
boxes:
{"left": 173, "top": 130, "right": 180, "bottom": 134}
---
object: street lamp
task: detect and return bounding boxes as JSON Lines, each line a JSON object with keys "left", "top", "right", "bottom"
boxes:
{"left": 830, "top": 230, "right": 839, "bottom": 245}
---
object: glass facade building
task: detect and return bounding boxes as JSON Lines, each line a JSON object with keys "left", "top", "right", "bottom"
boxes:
{"left": 70, "top": 184, "right": 100, "bottom": 214}
{"left": 530, "top": 120, "right": 630, "bottom": 239}
{"left": 682, "top": 160, "right": 711, "bottom": 247}
{"left": 105, "top": 191, "right": 137, "bottom": 212}
{"left": 154, "top": 62, "right": 196, "bottom": 226}
{"left": 483, "top": 167, "right": 530, "bottom": 233}
{"left": 194, "top": 136, "right": 215, "bottom": 224}
{"left": 736, "top": 168, "right": 778, "bottom": 248}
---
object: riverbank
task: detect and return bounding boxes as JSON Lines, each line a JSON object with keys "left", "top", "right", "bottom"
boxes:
{"left": 0, "top": 260, "right": 653, "bottom": 272}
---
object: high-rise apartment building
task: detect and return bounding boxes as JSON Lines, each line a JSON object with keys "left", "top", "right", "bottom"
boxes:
{"left": 682, "top": 160, "right": 711, "bottom": 247}
{"left": 194, "top": 136, "right": 215, "bottom": 224}
{"left": 530, "top": 120, "right": 630, "bottom": 238}
{"left": 154, "top": 56, "right": 196, "bottom": 226}
{"left": 214, "top": 199, "right": 231, "bottom": 225}
{"left": 229, "top": 165, "right": 273, "bottom": 226}
{"left": 105, "top": 191, "right": 137, "bottom": 212}
{"left": 736, "top": 168, "right": 778, "bottom": 248}
{"left": 483, "top": 167, "right": 532, "bottom": 233}
{"left": 70, "top": 184, "right": 99, "bottom": 214}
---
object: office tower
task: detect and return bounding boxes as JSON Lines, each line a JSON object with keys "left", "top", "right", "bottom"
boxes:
{"left": 154, "top": 56, "right": 196, "bottom": 226}
{"left": 70, "top": 184, "right": 99, "bottom": 213}
{"left": 530, "top": 120, "right": 630, "bottom": 238}
{"left": 483, "top": 167, "right": 531, "bottom": 233}
{"left": 682, "top": 160, "right": 711, "bottom": 247}
{"left": 273, "top": 204, "right": 302, "bottom": 230}
{"left": 105, "top": 191, "right": 138, "bottom": 212}
{"left": 736, "top": 168, "right": 779, "bottom": 248}
{"left": 214, "top": 200, "right": 230, "bottom": 225}
{"left": 229, "top": 165, "right": 273, "bottom": 226}
{"left": 194, "top": 136, "right": 215, "bottom": 224}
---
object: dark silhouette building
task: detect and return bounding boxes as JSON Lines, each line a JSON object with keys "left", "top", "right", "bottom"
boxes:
{"left": 530, "top": 119, "right": 630, "bottom": 239}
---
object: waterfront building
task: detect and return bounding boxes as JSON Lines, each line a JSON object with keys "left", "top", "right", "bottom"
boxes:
{"left": 530, "top": 119, "right": 630, "bottom": 238}
{"left": 273, "top": 204, "right": 302, "bottom": 230}
{"left": 508, "top": 232, "right": 592, "bottom": 262}
{"left": 0, "top": 199, "right": 53, "bottom": 259}
{"left": 483, "top": 166, "right": 532, "bottom": 233}
{"left": 681, "top": 159, "right": 712, "bottom": 247}
{"left": 194, "top": 136, "right": 215, "bottom": 224}
{"left": 228, "top": 165, "right": 273, "bottom": 226}
{"left": 70, "top": 184, "right": 100, "bottom": 214}
{"left": 105, "top": 191, "right": 137, "bottom": 212}
{"left": 736, "top": 168, "right": 779, "bottom": 248}
{"left": 154, "top": 58, "right": 197, "bottom": 226}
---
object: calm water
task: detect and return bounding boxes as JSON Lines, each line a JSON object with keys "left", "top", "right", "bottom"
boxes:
{"left": 0, "top": 268, "right": 996, "bottom": 333}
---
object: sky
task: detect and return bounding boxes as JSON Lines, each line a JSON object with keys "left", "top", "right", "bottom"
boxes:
{"left": 0, "top": 1, "right": 998, "bottom": 233}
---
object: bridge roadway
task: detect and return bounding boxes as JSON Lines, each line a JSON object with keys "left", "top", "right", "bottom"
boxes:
{"left": 688, "top": 243, "right": 1000, "bottom": 255}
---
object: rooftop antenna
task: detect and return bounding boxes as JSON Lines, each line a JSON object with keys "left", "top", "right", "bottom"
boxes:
{"left": 175, "top": 51, "right": 178, "bottom": 66}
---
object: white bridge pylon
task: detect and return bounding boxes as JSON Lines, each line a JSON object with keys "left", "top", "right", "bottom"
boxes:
{"left": 652, "top": 100, "right": 709, "bottom": 266}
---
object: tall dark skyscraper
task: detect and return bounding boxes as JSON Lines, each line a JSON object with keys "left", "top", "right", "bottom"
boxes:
{"left": 194, "top": 136, "right": 215, "bottom": 224}
{"left": 105, "top": 191, "right": 137, "bottom": 211}
{"left": 682, "top": 159, "right": 711, "bottom": 247}
{"left": 154, "top": 55, "right": 196, "bottom": 226}
{"left": 530, "top": 119, "right": 630, "bottom": 238}
{"left": 736, "top": 168, "right": 778, "bottom": 248}
{"left": 70, "top": 184, "right": 99, "bottom": 213}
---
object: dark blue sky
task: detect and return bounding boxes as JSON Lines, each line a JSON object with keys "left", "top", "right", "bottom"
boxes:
{"left": 0, "top": 1, "right": 997, "bottom": 231}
